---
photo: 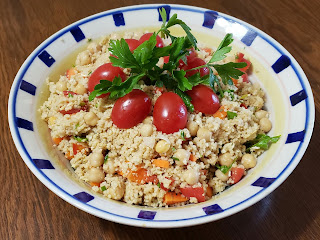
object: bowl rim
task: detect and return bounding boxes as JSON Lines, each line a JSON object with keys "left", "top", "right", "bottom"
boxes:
{"left": 8, "top": 4, "right": 315, "bottom": 228}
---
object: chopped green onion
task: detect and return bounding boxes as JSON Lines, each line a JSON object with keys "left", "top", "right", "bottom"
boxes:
{"left": 68, "top": 93, "right": 73, "bottom": 98}
{"left": 180, "top": 131, "right": 186, "bottom": 141}
{"left": 104, "top": 155, "right": 109, "bottom": 163}
{"left": 172, "top": 156, "right": 179, "bottom": 161}
{"left": 101, "top": 186, "right": 107, "bottom": 191}
{"left": 157, "top": 183, "right": 161, "bottom": 188}
{"left": 74, "top": 136, "right": 88, "bottom": 142}
{"left": 227, "top": 111, "right": 237, "bottom": 120}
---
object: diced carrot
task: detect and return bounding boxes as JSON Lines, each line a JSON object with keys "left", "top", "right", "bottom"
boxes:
{"left": 73, "top": 143, "right": 88, "bottom": 155}
{"left": 163, "top": 192, "right": 188, "bottom": 205}
{"left": 213, "top": 106, "right": 227, "bottom": 119}
{"left": 206, "top": 186, "right": 213, "bottom": 198}
{"left": 65, "top": 152, "right": 73, "bottom": 160}
{"left": 117, "top": 170, "right": 123, "bottom": 176}
{"left": 189, "top": 154, "right": 197, "bottom": 162}
{"left": 89, "top": 182, "right": 101, "bottom": 187}
{"left": 203, "top": 47, "right": 212, "bottom": 55}
{"left": 231, "top": 78, "right": 238, "bottom": 86}
{"left": 152, "top": 159, "right": 170, "bottom": 168}
{"left": 127, "top": 167, "right": 158, "bottom": 184}
{"left": 66, "top": 68, "right": 76, "bottom": 79}
{"left": 52, "top": 137, "right": 63, "bottom": 145}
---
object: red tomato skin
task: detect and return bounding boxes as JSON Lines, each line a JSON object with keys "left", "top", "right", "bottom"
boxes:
{"left": 125, "top": 39, "right": 140, "bottom": 52}
{"left": 180, "top": 187, "right": 205, "bottom": 202}
{"left": 230, "top": 167, "right": 245, "bottom": 184}
{"left": 186, "top": 85, "right": 220, "bottom": 114}
{"left": 111, "top": 89, "right": 151, "bottom": 129}
{"left": 88, "top": 63, "right": 126, "bottom": 98}
{"left": 241, "top": 73, "right": 249, "bottom": 83}
{"left": 139, "top": 33, "right": 164, "bottom": 48}
{"left": 182, "top": 57, "right": 209, "bottom": 77}
{"left": 153, "top": 92, "right": 188, "bottom": 134}
{"left": 236, "top": 53, "right": 251, "bottom": 73}
{"left": 59, "top": 104, "right": 88, "bottom": 115}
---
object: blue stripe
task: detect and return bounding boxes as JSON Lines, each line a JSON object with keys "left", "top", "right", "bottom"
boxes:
{"left": 33, "top": 159, "right": 55, "bottom": 169}
{"left": 16, "top": 117, "right": 33, "bottom": 131}
{"left": 20, "top": 80, "right": 36, "bottom": 95}
{"left": 286, "top": 131, "right": 305, "bottom": 143}
{"left": 252, "top": 177, "right": 275, "bottom": 188}
{"left": 113, "top": 12, "right": 125, "bottom": 26}
{"left": 73, "top": 192, "right": 94, "bottom": 203}
{"left": 38, "top": 50, "right": 55, "bottom": 67}
{"left": 203, "top": 204, "right": 224, "bottom": 215}
{"left": 290, "top": 90, "right": 307, "bottom": 106}
{"left": 241, "top": 29, "right": 258, "bottom": 46}
{"left": 272, "top": 55, "right": 291, "bottom": 73}
{"left": 157, "top": 5, "right": 171, "bottom": 22}
{"left": 138, "top": 210, "right": 157, "bottom": 220}
{"left": 70, "top": 26, "right": 86, "bottom": 42}
{"left": 202, "top": 11, "right": 218, "bottom": 29}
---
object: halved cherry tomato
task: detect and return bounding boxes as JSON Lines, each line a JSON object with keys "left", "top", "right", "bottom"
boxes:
{"left": 153, "top": 92, "right": 187, "bottom": 134}
{"left": 88, "top": 63, "right": 126, "bottom": 98}
{"left": 230, "top": 167, "right": 245, "bottom": 184}
{"left": 182, "top": 57, "right": 210, "bottom": 77}
{"left": 124, "top": 39, "right": 140, "bottom": 52}
{"left": 63, "top": 91, "right": 77, "bottom": 97}
{"left": 180, "top": 186, "right": 205, "bottom": 202}
{"left": 139, "top": 33, "right": 164, "bottom": 48}
{"left": 241, "top": 73, "right": 249, "bottom": 83}
{"left": 127, "top": 167, "right": 158, "bottom": 184}
{"left": 186, "top": 85, "right": 220, "bottom": 114}
{"left": 236, "top": 53, "right": 251, "bottom": 73}
{"left": 111, "top": 89, "right": 151, "bottom": 129}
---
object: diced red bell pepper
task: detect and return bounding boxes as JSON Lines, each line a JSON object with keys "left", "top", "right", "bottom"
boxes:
{"left": 180, "top": 186, "right": 205, "bottom": 202}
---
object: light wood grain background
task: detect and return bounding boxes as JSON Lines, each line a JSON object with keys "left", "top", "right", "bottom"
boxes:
{"left": 1, "top": 0, "right": 320, "bottom": 239}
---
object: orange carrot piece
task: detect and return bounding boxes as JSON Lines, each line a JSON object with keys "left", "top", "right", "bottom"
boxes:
{"left": 189, "top": 154, "right": 197, "bottom": 162}
{"left": 52, "top": 137, "right": 63, "bottom": 145}
{"left": 65, "top": 152, "right": 73, "bottom": 160}
{"left": 231, "top": 78, "right": 238, "bottom": 86}
{"left": 89, "top": 182, "right": 101, "bottom": 187}
{"left": 164, "top": 192, "right": 188, "bottom": 205}
{"left": 152, "top": 159, "right": 170, "bottom": 168}
{"left": 213, "top": 106, "right": 227, "bottom": 119}
{"left": 66, "top": 68, "right": 76, "bottom": 79}
{"left": 72, "top": 143, "right": 88, "bottom": 155}
{"left": 206, "top": 186, "right": 213, "bottom": 198}
{"left": 127, "top": 167, "right": 158, "bottom": 184}
{"left": 203, "top": 47, "right": 212, "bottom": 55}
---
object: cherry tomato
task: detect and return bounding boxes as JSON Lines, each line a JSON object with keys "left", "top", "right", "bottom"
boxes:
{"left": 180, "top": 186, "right": 205, "bottom": 202}
{"left": 111, "top": 89, "right": 151, "bottom": 129}
{"left": 163, "top": 48, "right": 197, "bottom": 68}
{"left": 125, "top": 39, "right": 140, "bottom": 52}
{"left": 88, "top": 63, "right": 126, "bottom": 98}
{"left": 230, "top": 167, "right": 245, "bottom": 184}
{"left": 59, "top": 104, "right": 88, "bottom": 115}
{"left": 182, "top": 57, "right": 210, "bottom": 77}
{"left": 186, "top": 85, "right": 220, "bottom": 114}
{"left": 139, "top": 33, "right": 164, "bottom": 48}
{"left": 153, "top": 92, "right": 187, "bottom": 134}
{"left": 241, "top": 73, "right": 249, "bottom": 83}
{"left": 236, "top": 53, "right": 251, "bottom": 72}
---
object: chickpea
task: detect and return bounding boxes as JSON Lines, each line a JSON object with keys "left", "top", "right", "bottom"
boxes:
{"left": 215, "top": 169, "right": 229, "bottom": 182}
{"left": 241, "top": 154, "right": 257, "bottom": 169}
{"left": 142, "top": 116, "right": 152, "bottom": 124}
{"left": 84, "top": 112, "right": 99, "bottom": 126}
{"left": 56, "top": 81, "right": 67, "bottom": 92}
{"left": 86, "top": 168, "right": 105, "bottom": 183}
{"left": 155, "top": 140, "right": 170, "bottom": 153}
{"left": 74, "top": 83, "right": 87, "bottom": 95}
{"left": 197, "top": 127, "right": 212, "bottom": 142}
{"left": 76, "top": 50, "right": 91, "bottom": 66}
{"left": 259, "top": 117, "right": 272, "bottom": 132}
{"left": 183, "top": 169, "right": 199, "bottom": 185}
{"left": 187, "top": 121, "right": 199, "bottom": 137}
{"left": 107, "top": 185, "right": 125, "bottom": 200}
{"left": 140, "top": 124, "right": 153, "bottom": 137}
{"left": 218, "top": 153, "right": 233, "bottom": 166}
{"left": 173, "top": 149, "right": 190, "bottom": 166}
{"left": 255, "top": 110, "right": 268, "bottom": 120}
{"left": 103, "top": 161, "right": 116, "bottom": 174}
{"left": 89, "top": 152, "right": 104, "bottom": 167}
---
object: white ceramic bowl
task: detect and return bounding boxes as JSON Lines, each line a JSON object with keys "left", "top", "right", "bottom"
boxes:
{"left": 8, "top": 4, "right": 315, "bottom": 228}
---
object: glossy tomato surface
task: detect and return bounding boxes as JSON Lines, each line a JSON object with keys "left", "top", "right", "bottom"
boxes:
{"left": 139, "top": 33, "right": 164, "bottom": 48}
{"left": 88, "top": 63, "right": 126, "bottom": 98}
{"left": 180, "top": 187, "right": 205, "bottom": 202}
{"left": 111, "top": 89, "right": 151, "bottom": 129}
{"left": 182, "top": 57, "right": 209, "bottom": 77}
{"left": 153, "top": 92, "right": 187, "bottom": 134}
{"left": 125, "top": 39, "right": 140, "bottom": 52}
{"left": 186, "top": 85, "right": 220, "bottom": 114}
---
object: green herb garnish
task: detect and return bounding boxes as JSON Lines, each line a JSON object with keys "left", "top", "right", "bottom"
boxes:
{"left": 104, "top": 155, "right": 109, "bottom": 163}
{"left": 74, "top": 136, "right": 88, "bottom": 142}
{"left": 172, "top": 147, "right": 176, "bottom": 151}
{"left": 79, "top": 102, "right": 86, "bottom": 107}
{"left": 227, "top": 111, "right": 237, "bottom": 120}
{"left": 245, "top": 134, "right": 281, "bottom": 152}
{"left": 68, "top": 93, "right": 73, "bottom": 98}
{"left": 157, "top": 182, "right": 161, "bottom": 188}
{"left": 87, "top": 38, "right": 92, "bottom": 42}
{"left": 172, "top": 156, "right": 180, "bottom": 161}
{"left": 216, "top": 161, "right": 234, "bottom": 174}
{"left": 180, "top": 131, "right": 186, "bottom": 141}
{"left": 101, "top": 186, "right": 107, "bottom": 191}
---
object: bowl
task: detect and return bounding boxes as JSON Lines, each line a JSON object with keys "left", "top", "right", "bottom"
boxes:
{"left": 8, "top": 4, "right": 315, "bottom": 228}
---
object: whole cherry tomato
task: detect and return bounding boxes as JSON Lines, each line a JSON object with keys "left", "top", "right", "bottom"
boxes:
{"left": 153, "top": 92, "right": 187, "bottom": 134}
{"left": 111, "top": 89, "right": 151, "bottom": 129}
{"left": 124, "top": 39, "right": 140, "bottom": 52}
{"left": 88, "top": 63, "right": 126, "bottom": 98}
{"left": 182, "top": 57, "right": 210, "bottom": 77}
{"left": 186, "top": 85, "right": 220, "bottom": 114}
{"left": 139, "top": 33, "right": 164, "bottom": 48}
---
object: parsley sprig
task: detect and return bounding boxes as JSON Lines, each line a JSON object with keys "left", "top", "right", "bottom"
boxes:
{"left": 88, "top": 8, "right": 247, "bottom": 111}
{"left": 245, "top": 134, "right": 281, "bottom": 152}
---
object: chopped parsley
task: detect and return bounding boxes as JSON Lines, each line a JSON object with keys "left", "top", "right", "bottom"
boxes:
{"left": 216, "top": 161, "right": 234, "bottom": 174}
{"left": 172, "top": 147, "right": 176, "bottom": 151}
{"left": 101, "top": 186, "right": 107, "bottom": 191}
{"left": 227, "top": 111, "right": 237, "bottom": 120}
{"left": 172, "top": 156, "right": 180, "bottom": 161}
{"left": 74, "top": 136, "right": 88, "bottom": 142}
{"left": 68, "top": 93, "right": 73, "bottom": 98}
{"left": 104, "top": 155, "right": 109, "bottom": 163}
{"left": 79, "top": 102, "right": 86, "bottom": 107}
{"left": 180, "top": 131, "right": 186, "bottom": 141}
{"left": 157, "top": 182, "right": 161, "bottom": 188}
{"left": 245, "top": 134, "right": 280, "bottom": 152}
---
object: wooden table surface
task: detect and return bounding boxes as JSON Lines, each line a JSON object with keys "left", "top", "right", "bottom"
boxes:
{"left": 1, "top": 0, "right": 319, "bottom": 239}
